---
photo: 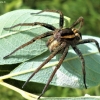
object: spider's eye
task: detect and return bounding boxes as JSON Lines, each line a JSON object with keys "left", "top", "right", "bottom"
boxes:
{"left": 72, "top": 28, "right": 82, "bottom": 40}
{"left": 75, "top": 32, "right": 82, "bottom": 40}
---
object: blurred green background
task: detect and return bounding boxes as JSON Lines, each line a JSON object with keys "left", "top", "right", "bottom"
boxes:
{"left": 0, "top": 0, "right": 100, "bottom": 100}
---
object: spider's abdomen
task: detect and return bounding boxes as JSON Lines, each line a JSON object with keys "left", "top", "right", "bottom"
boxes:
{"left": 46, "top": 36, "right": 61, "bottom": 52}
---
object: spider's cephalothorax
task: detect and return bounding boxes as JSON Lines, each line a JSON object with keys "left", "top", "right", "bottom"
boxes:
{"left": 3, "top": 10, "right": 100, "bottom": 99}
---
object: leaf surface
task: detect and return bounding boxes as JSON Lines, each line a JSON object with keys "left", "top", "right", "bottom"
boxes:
{"left": 0, "top": 9, "right": 100, "bottom": 99}
{"left": 10, "top": 36, "right": 100, "bottom": 89}
{"left": 40, "top": 96, "right": 100, "bottom": 100}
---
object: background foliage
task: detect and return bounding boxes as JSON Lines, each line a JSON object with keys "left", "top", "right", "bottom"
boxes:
{"left": 0, "top": 0, "right": 100, "bottom": 100}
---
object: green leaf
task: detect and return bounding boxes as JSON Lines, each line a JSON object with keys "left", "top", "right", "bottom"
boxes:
{"left": 10, "top": 36, "right": 100, "bottom": 89}
{"left": 40, "top": 96, "right": 100, "bottom": 100}
{"left": 0, "top": 9, "right": 100, "bottom": 100}
{"left": 0, "top": 9, "right": 70, "bottom": 64}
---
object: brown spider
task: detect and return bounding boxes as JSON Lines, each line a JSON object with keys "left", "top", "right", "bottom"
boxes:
{"left": 3, "top": 10, "right": 100, "bottom": 99}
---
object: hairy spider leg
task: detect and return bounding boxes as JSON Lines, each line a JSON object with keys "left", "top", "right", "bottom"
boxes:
{"left": 38, "top": 46, "right": 68, "bottom": 99}
{"left": 72, "top": 46, "right": 87, "bottom": 89}
{"left": 78, "top": 39, "right": 100, "bottom": 52}
{"left": 31, "top": 10, "right": 64, "bottom": 28}
{"left": 4, "top": 22, "right": 56, "bottom": 31}
{"left": 3, "top": 31, "right": 53, "bottom": 59}
{"left": 70, "top": 17, "right": 84, "bottom": 30}
{"left": 22, "top": 43, "right": 66, "bottom": 89}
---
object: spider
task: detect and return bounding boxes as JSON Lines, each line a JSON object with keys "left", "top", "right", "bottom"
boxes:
{"left": 3, "top": 10, "right": 100, "bottom": 99}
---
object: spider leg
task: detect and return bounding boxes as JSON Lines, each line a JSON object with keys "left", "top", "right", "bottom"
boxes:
{"left": 78, "top": 39, "right": 100, "bottom": 52}
{"left": 4, "top": 22, "right": 56, "bottom": 31}
{"left": 70, "top": 17, "right": 84, "bottom": 30}
{"left": 31, "top": 10, "right": 64, "bottom": 28}
{"left": 22, "top": 43, "right": 66, "bottom": 89}
{"left": 3, "top": 31, "right": 53, "bottom": 59}
{"left": 38, "top": 46, "right": 69, "bottom": 99}
{"left": 72, "top": 46, "right": 87, "bottom": 89}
